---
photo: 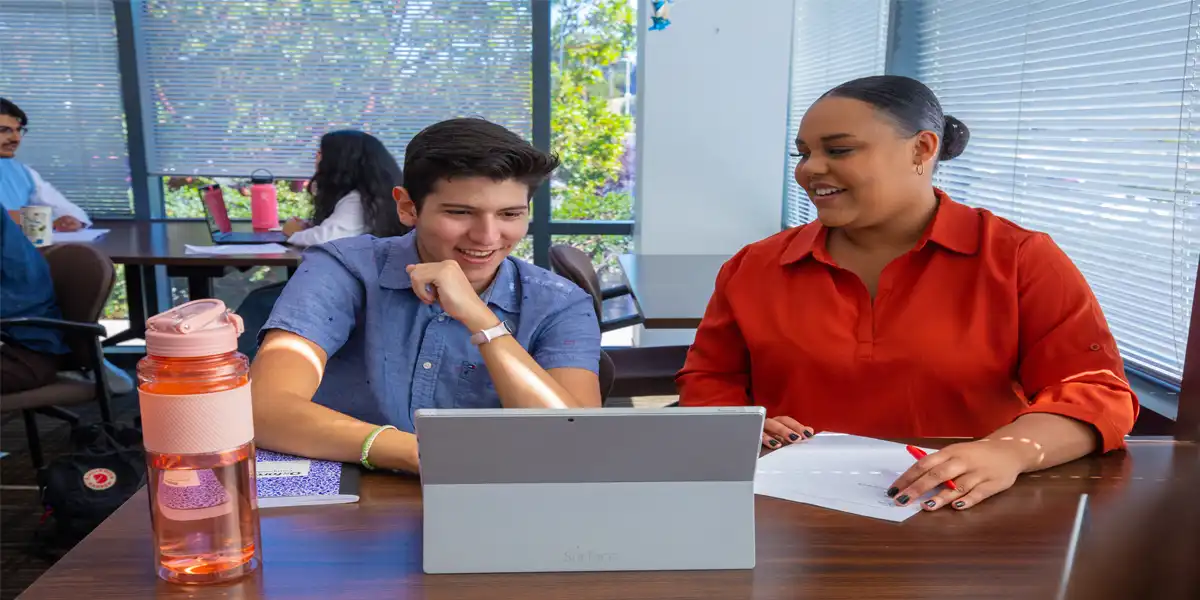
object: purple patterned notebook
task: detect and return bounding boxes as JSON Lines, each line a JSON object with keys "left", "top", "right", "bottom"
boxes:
{"left": 255, "top": 449, "right": 361, "bottom": 508}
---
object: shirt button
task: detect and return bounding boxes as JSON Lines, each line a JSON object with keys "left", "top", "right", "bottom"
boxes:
{"left": 437, "top": 315, "right": 446, "bottom": 322}
{"left": 1089, "top": 344, "right": 1101, "bottom": 351}
{"left": 422, "top": 362, "right": 433, "bottom": 369}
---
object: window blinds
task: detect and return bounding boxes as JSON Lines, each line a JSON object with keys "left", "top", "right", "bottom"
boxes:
{"left": 0, "top": 0, "right": 132, "bottom": 216}
{"left": 783, "top": 0, "right": 891, "bottom": 228}
{"left": 903, "top": 0, "right": 1200, "bottom": 383}
{"left": 135, "top": 0, "right": 534, "bottom": 179}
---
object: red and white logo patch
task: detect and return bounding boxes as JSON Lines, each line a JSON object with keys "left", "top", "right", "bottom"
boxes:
{"left": 82, "top": 468, "right": 117, "bottom": 491}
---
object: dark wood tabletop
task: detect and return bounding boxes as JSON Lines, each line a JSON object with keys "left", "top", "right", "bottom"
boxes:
{"left": 18, "top": 438, "right": 1196, "bottom": 600}
{"left": 618, "top": 254, "right": 729, "bottom": 329}
{"left": 86, "top": 220, "right": 303, "bottom": 267}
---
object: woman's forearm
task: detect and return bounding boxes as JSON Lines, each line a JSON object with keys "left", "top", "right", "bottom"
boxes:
{"left": 984, "top": 412, "right": 1098, "bottom": 473}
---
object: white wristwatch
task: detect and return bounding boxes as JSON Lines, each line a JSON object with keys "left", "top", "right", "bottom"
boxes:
{"left": 470, "top": 321, "right": 512, "bottom": 346}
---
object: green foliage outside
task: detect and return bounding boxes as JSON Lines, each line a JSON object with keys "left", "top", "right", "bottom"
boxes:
{"left": 103, "top": 0, "right": 637, "bottom": 320}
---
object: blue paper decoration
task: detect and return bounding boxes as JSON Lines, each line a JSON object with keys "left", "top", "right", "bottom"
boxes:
{"left": 649, "top": 0, "right": 673, "bottom": 31}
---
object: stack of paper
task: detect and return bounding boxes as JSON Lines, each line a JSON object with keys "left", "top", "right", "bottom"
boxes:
{"left": 51, "top": 228, "right": 110, "bottom": 243}
{"left": 754, "top": 433, "right": 935, "bottom": 522}
{"left": 184, "top": 243, "right": 289, "bottom": 255}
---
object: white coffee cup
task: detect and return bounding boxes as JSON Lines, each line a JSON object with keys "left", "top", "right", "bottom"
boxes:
{"left": 20, "top": 205, "right": 53, "bottom": 247}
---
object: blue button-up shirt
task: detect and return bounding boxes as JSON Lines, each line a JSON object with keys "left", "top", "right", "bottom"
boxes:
{"left": 260, "top": 232, "right": 601, "bottom": 433}
{"left": 0, "top": 212, "right": 69, "bottom": 355}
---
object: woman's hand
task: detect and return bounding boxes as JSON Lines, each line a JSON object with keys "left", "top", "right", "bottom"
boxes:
{"left": 761, "top": 416, "right": 813, "bottom": 449}
{"left": 282, "top": 217, "right": 310, "bottom": 236}
{"left": 887, "top": 439, "right": 1035, "bottom": 510}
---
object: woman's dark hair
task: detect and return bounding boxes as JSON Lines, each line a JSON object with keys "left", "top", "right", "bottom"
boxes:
{"left": 0, "top": 98, "right": 29, "bottom": 127}
{"left": 307, "top": 130, "right": 408, "bottom": 238}
{"left": 402, "top": 117, "right": 560, "bottom": 211}
{"left": 821, "top": 75, "right": 969, "bottom": 161}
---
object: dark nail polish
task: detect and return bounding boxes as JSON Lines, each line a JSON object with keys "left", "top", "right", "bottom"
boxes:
{"left": 886, "top": 487, "right": 899, "bottom": 497}
{"left": 788, "top": 433, "right": 799, "bottom": 441}
{"left": 768, "top": 439, "right": 779, "bottom": 447}
{"left": 897, "top": 495, "right": 910, "bottom": 505}
{"left": 953, "top": 500, "right": 966, "bottom": 509}
{"left": 924, "top": 500, "right": 937, "bottom": 508}
{"left": 803, "top": 430, "right": 814, "bottom": 438}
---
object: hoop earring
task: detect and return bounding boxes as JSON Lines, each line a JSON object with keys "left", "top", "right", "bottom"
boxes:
{"left": 915, "top": 163, "right": 924, "bottom": 176}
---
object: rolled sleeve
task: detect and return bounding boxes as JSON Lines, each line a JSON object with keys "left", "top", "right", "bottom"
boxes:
{"left": 260, "top": 245, "right": 365, "bottom": 358}
{"left": 1015, "top": 233, "right": 1138, "bottom": 453}
{"left": 530, "top": 289, "right": 602, "bottom": 373}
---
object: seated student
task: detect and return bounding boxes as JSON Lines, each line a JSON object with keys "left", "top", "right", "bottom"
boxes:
{"left": 251, "top": 117, "right": 602, "bottom": 473}
{"left": 678, "top": 75, "right": 1137, "bottom": 511}
{"left": 0, "top": 98, "right": 92, "bottom": 232}
{"left": 282, "top": 129, "right": 409, "bottom": 247}
{"left": 0, "top": 211, "right": 70, "bottom": 392}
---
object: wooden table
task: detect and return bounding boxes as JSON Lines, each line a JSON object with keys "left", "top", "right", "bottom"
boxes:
{"left": 19, "top": 439, "right": 1195, "bottom": 599}
{"left": 617, "top": 254, "right": 729, "bottom": 329}
{"left": 87, "top": 220, "right": 303, "bottom": 344}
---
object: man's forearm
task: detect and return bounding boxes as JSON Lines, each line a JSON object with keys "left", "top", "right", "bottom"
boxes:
{"left": 252, "top": 393, "right": 419, "bottom": 473}
{"left": 475, "top": 334, "right": 584, "bottom": 408}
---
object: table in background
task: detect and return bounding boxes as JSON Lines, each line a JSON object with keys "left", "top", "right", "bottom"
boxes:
{"left": 88, "top": 220, "right": 303, "bottom": 344}
{"left": 18, "top": 439, "right": 1194, "bottom": 600}
{"left": 617, "top": 254, "right": 729, "bottom": 329}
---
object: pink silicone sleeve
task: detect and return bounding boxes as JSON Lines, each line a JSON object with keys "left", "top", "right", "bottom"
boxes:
{"left": 138, "top": 385, "right": 255, "bottom": 455}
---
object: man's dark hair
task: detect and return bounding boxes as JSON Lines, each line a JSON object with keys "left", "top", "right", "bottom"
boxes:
{"left": 402, "top": 117, "right": 559, "bottom": 210}
{"left": 0, "top": 98, "right": 28, "bottom": 127}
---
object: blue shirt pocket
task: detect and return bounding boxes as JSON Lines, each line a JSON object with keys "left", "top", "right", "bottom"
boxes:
{"left": 455, "top": 361, "right": 502, "bottom": 409}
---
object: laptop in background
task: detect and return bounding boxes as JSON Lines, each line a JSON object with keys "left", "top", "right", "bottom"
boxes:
{"left": 416, "top": 406, "right": 765, "bottom": 574}
{"left": 198, "top": 184, "right": 288, "bottom": 245}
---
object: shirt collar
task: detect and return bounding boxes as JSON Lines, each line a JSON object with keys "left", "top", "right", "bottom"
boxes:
{"left": 378, "top": 231, "right": 521, "bottom": 313}
{"left": 779, "top": 188, "right": 980, "bottom": 266}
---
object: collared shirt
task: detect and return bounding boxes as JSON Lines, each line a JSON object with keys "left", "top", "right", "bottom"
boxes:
{"left": 0, "top": 212, "right": 69, "bottom": 355}
{"left": 677, "top": 189, "right": 1138, "bottom": 452}
{"left": 0, "top": 159, "right": 92, "bottom": 225}
{"left": 261, "top": 231, "right": 601, "bottom": 433}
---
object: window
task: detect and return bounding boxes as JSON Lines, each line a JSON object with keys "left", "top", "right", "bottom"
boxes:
{"left": 135, "top": 0, "right": 533, "bottom": 179}
{"left": 0, "top": 0, "right": 132, "bottom": 216}
{"left": 897, "top": 0, "right": 1200, "bottom": 383}
{"left": 782, "top": 0, "right": 891, "bottom": 227}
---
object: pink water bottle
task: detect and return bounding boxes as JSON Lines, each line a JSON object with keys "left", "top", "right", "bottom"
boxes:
{"left": 200, "top": 184, "right": 232, "bottom": 233}
{"left": 137, "top": 299, "right": 263, "bottom": 585}
{"left": 249, "top": 169, "right": 279, "bottom": 232}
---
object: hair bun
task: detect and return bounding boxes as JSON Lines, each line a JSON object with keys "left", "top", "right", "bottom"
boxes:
{"left": 940, "top": 115, "right": 970, "bottom": 161}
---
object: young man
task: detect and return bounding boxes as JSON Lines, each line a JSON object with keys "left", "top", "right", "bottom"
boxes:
{"left": 0, "top": 98, "right": 92, "bottom": 232}
{"left": 252, "top": 118, "right": 602, "bottom": 473}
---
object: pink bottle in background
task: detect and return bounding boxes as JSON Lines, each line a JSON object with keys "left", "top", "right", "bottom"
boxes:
{"left": 137, "top": 300, "right": 262, "bottom": 585}
{"left": 249, "top": 169, "right": 279, "bottom": 232}
{"left": 200, "top": 184, "right": 233, "bottom": 233}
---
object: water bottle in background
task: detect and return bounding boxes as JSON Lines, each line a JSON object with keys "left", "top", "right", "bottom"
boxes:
{"left": 137, "top": 299, "right": 262, "bottom": 585}
{"left": 249, "top": 169, "right": 279, "bottom": 232}
{"left": 199, "top": 184, "right": 232, "bottom": 233}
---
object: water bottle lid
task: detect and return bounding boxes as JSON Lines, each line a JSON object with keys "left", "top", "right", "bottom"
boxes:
{"left": 250, "top": 168, "right": 274, "bottom": 184}
{"left": 145, "top": 299, "right": 244, "bottom": 358}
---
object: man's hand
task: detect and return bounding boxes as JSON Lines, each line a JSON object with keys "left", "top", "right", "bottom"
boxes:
{"left": 406, "top": 260, "right": 496, "bottom": 331}
{"left": 53, "top": 216, "right": 83, "bottom": 232}
{"left": 282, "top": 217, "right": 310, "bottom": 236}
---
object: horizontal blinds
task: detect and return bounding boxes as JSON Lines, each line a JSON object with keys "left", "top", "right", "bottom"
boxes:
{"left": 783, "top": 0, "right": 890, "bottom": 228}
{"left": 136, "top": 0, "right": 534, "bottom": 179}
{"left": 910, "top": 0, "right": 1200, "bottom": 383}
{"left": 0, "top": 0, "right": 132, "bottom": 216}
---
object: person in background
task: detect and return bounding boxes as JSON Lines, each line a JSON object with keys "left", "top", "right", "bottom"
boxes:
{"left": 678, "top": 75, "right": 1137, "bottom": 511}
{"left": 0, "top": 98, "right": 92, "bottom": 232}
{"left": 0, "top": 211, "right": 70, "bottom": 392}
{"left": 250, "top": 117, "right": 602, "bottom": 474}
{"left": 281, "top": 130, "right": 408, "bottom": 247}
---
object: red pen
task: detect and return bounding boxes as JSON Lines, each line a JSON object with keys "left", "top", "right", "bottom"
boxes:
{"left": 905, "top": 445, "right": 959, "bottom": 491}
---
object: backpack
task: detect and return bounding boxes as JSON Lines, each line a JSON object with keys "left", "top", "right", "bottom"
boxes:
{"left": 34, "top": 420, "right": 146, "bottom": 555}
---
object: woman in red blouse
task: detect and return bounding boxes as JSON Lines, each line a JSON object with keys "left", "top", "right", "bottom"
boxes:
{"left": 678, "top": 75, "right": 1138, "bottom": 511}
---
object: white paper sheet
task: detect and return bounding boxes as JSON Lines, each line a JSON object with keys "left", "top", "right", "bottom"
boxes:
{"left": 184, "top": 243, "right": 289, "bottom": 255}
{"left": 50, "top": 228, "right": 110, "bottom": 243}
{"left": 754, "top": 433, "right": 936, "bottom": 522}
